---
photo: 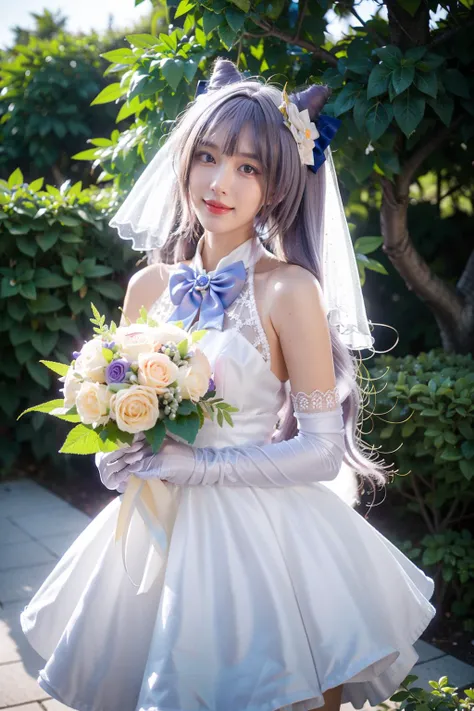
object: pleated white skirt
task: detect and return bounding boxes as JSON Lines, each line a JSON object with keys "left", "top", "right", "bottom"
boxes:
{"left": 21, "top": 480, "right": 436, "bottom": 711}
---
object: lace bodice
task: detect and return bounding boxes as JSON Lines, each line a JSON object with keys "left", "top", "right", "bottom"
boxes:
{"left": 148, "top": 236, "right": 341, "bottom": 424}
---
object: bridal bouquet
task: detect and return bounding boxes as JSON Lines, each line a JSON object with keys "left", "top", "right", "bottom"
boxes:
{"left": 17, "top": 303, "right": 238, "bottom": 455}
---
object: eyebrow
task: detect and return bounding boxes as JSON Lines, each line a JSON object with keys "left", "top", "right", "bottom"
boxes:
{"left": 198, "top": 140, "right": 261, "bottom": 162}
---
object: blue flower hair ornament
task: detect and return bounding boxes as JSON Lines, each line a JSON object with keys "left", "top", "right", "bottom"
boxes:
{"left": 194, "top": 78, "right": 341, "bottom": 175}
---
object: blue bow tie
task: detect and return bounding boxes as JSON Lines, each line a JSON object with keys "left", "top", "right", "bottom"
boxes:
{"left": 168, "top": 260, "right": 247, "bottom": 330}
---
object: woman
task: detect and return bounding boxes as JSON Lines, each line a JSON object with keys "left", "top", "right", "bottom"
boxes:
{"left": 21, "top": 58, "right": 436, "bottom": 711}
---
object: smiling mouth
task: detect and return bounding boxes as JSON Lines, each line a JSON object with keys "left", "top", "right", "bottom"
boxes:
{"left": 203, "top": 200, "right": 234, "bottom": 214}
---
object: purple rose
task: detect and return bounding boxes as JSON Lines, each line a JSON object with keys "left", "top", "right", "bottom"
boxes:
{"left": 105, "top": 358, "right": 129, "bottom": 384}
{"left": 72, "top": 350, "right": 81, "bottom": 359}
{"left": 104, "top": 341, "right": 115, "bottom": 350}
{"left": 207, "top": 377, "right": 215, "bottom": 394}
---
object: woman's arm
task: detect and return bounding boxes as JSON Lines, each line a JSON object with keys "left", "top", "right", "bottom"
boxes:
{"left": 122, "top": 265, "right": 345, "bottom": 488}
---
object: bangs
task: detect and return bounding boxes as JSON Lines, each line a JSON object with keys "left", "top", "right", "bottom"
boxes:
{"left": 193, "top": 96, "right": 270, "bottom": 170}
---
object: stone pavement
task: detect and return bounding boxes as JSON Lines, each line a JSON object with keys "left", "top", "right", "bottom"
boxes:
{"left": 1, "top": 479, "right": 473, "bottom": 711}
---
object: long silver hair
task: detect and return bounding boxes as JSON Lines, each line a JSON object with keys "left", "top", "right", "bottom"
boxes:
{"left": 154, "top": 58, "right": 395, "bottom": 501}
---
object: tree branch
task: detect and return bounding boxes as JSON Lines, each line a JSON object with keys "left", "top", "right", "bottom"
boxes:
{"left": 248, "top": 16, "right": 338, "bottom": 67}
{"left": 380, "top": 176, "right": 466, "bottom": 340}
{"left": 349, "top": 7, "right": 385, "bottom": 46}
{"left": 429, "top": 18, "right": 474, "bottom": 49}
{"left": 296, "top": 0, "right": 308, "bottom": 41}
{"left": 440, "top": 181, "right": 465, "bottom": 203}
{"left": 398, "top": 115, "right": 464, "bottom": 197}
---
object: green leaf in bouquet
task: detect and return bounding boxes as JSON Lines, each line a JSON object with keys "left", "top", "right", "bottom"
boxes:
{"left": 89, "top": 302, "right": 108, "bottom": 335}
{"left": 102, "top": 347, "right": 114, "bottom": 363}
{"left": 191, "top": 330, "right": 207, "bottom": 343}
{"left": 178, "top": 338, "right": 188, "bottom": 358}
{"left": 59, "top": 424, "right": 110, "bottom": 454}
{"left": 177, "top": 400, "right": 198, "bottom": 416}
{"left": 99, "top": 421, "right": 133, "bottom": 448}
{"left": 222, "top": 410, "right": 234, "bottom": 427}
{"left": 165, "top": 412, "right": 200, "bottom": 444}
{"left": 145, "top": 420, "right": 167, "bottom": 454}
{"left": 17, "top": 398, "right": 66, "bottom": 420}
{"left": 196, "top": 403, "right": 205, "bottom": 428}
{"left": 108, "top": 382, "right": 130, "bottom": 393}
{"left": 215, "top": 401, "right": 238, "bottom": 427}
{"left": 137, "top": 305, "right": 149, "bottom": 323}
{"left": 38, "top": 359, "right": 70, "bottom": 376}
{"left": 118, "top": 307, "right": 132, "bottom": 326}
{"left": 49, "top": 404, "right": 81, "bottom": 423}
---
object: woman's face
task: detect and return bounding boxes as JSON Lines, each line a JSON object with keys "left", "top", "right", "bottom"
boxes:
{"left": 188, "top": 123, "right": 266, "bottom": 240}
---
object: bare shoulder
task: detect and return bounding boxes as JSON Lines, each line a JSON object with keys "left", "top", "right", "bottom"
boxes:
{"left": 123, "top": 261, "right": 170, "bottom": 323}
{"left": 266, "top": 262, "right": 326, "bottom": 334}
{"left": 268, "top": 261, "right": 323, "bottom": 298}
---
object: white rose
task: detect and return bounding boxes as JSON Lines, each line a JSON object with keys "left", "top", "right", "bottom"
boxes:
{"left": 113, "top": 324, "right": 156, "bottom": 361}
{"left": 177, "top": 349, "right": 212, "bottom": 402}
{"left": 187, "top": 348, "right": 212, "bottom": 380}
{"left": 149, "top": 323, "right": 190, "bottom": 350}
{"left": 76, "top": 382, "right": 112, "bottom": 428}
{"left": 109, "top": 385, "right": 159, "bottom": 434}
{"left": 62, "top": 366, "right": 82, "bottom": 409}
{"left": 137, "top": 352, "right": 179, "bottom": 393}
{"left": 74, "top": 338, "right": 108, "bottom": 383}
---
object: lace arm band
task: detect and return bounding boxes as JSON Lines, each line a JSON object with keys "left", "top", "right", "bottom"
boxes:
{"left": 291, "top": 386, "right": 341, "bottom": 413}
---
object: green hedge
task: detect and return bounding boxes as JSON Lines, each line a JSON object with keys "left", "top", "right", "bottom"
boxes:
{"left": 0, "top": 169, "right": 139, "bottom": 470}
{"left": 366, "top": 348, "right": 474, "bottom": 631}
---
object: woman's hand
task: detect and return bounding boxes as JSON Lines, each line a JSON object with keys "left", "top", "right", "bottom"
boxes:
{"left": 95, "top": 432, "right": 152, "bottom": 493}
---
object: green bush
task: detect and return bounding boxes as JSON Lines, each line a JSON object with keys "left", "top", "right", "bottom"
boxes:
{"left": 0, "top": 169, "right": 138, "bottom": 471}
{"left": 365, "top": 349, "right": 474, "bottom": 631}
{"left": 381, "top": 673, "right": 474, "bottom": 710}
{"left": 0, "top": 31, "right": 119, "bottom": 184}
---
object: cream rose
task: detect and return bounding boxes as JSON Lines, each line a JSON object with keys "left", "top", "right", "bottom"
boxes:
{"left": 74, "top": 338, "right": 108, "bottom": 383}
{"left": 62, "top": 366, "right": 82, "bottom": 409}
{"left": 76, "top": 382, "right": 112, "bottom": 428}
{"left": 137, "top": 352, "right": 179, "bottom": 393}
{"left": 109, "top": 385, "right": 159, "bottom": 434}
{"left": 177, "top": 349, "right": 212, "bottom": 402}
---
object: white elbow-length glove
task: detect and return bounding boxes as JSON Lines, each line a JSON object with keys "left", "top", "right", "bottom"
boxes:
{"left": 123, "top": 406, "right": 345, "bottom": 488}
{"left": 95, "top": 432, "right": 152, "bottom": 493}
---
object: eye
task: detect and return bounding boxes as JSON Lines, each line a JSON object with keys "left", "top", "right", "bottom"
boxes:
{"left": 240, "top": 164, "right": 259, "bottom": 176}
{"left": 195, "top": 151, "right": 215, "bottom": 163}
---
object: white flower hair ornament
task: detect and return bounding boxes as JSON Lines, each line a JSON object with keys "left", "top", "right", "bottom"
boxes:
{"left": 277, "top": 83, "right": 342, "bottom": 174}
{"left": 278, "top": 84, "right": 320, "bottom": 167}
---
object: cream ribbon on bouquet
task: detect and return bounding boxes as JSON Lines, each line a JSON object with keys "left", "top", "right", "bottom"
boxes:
{"left": 114, "top": 475, "right": 176, "bottom": 595}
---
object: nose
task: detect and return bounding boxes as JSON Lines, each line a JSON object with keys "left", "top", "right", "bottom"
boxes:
{"left": 209, "top": 160, "right": 232, "bottom": 195}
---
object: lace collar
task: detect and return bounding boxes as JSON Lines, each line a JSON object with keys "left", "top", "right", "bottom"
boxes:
{"left": 192, "top": 235, "right": 267, "bottom": 274}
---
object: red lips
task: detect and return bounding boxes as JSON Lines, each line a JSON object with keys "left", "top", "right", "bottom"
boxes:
{"left": 203, "top": 199, "right": 233, "bottom": 215}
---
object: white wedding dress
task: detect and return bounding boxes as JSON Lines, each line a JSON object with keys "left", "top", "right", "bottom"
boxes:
{"left": 21, "top": 237, "right": 436, "bottom": 711}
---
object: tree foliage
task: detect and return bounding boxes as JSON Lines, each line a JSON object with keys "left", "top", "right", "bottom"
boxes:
{"left": 77, "top": 0, "right": 473, "bottom": 352}
{"left": 0, "top": 33, "right": 119, "bottom": 185}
